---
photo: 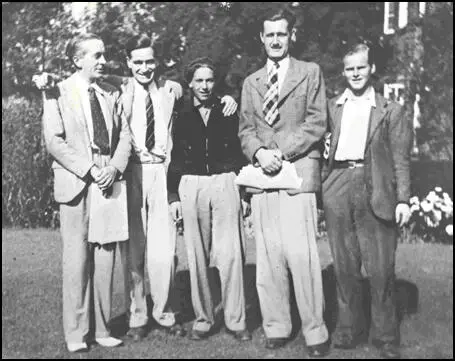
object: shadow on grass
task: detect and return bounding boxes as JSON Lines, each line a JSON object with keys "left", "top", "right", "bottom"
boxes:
{"left": 108, "top": 263, "right": 419, "bottom": 341}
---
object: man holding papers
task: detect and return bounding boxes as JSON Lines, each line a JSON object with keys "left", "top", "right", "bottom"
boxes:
{"left": 238, "top": 8, "right": 330, "bottom": 357}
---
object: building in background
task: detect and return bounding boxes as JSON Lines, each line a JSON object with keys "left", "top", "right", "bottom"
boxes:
{"left": 382, "top": 2, "right": 430, "bottom": 155}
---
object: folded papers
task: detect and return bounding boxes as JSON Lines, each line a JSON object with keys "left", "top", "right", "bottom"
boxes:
{"left": 234, "top": 161, "right": 302, "bottom": 190}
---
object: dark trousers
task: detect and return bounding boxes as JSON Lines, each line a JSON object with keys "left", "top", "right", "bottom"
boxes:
{"left": 322, "top": 167, "right": 399, "bottom": 344}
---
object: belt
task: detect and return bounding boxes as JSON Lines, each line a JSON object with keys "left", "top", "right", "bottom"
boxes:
{"left": 91, "top": 147, "right": 110, "bottom": 156}
{"left": 333, "top": 160, "right": 365, "bottom": 169}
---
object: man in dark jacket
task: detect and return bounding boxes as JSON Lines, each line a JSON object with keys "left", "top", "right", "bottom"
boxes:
{"left": 167, "top": 57, "right": 251, "bottom": 342}
{"left": 322, "top": 43, "right": 413, "bottom": 359}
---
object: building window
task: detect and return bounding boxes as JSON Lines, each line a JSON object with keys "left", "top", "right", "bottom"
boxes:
{"left": 419, "top": 2, "right": 426, "bottom": 17}
{"left": 384, "top": 83, "right": 405, "bottom": 105}
{"left": 384, "top": 2, "right": 399, "bottom": 34}
{"left": 398, "top": 2, "right": 409, "bottom": 28}
{"left": 384, "top": 2, "right": 412, "bottom": 34}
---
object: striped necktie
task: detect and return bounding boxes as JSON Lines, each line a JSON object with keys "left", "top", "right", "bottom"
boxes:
{"left": 88, "top": 86, "right": 110, "bottom": 154}
{"left": 263, "top": 61, "right": 280, "bottom": 126}
{"left": 145, "top": 93, "right": 155, "bottom": 151}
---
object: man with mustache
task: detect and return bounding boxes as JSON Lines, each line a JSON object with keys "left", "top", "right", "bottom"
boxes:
{"left": 238, "top": 7, "right": 330, "bottom": 357}
{"left": 42, "top": 33, "right": 131, "bottom": 352}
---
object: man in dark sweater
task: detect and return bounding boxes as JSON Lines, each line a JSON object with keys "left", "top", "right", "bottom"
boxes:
{"left": 167, "top": 57, "right": 250, "bottom": 342}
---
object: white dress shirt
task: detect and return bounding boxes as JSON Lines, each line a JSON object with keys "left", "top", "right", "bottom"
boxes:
{"left": 266, "top": 56, "right": 290, "bottom": 94}
{"left": 334, "top": 86, "right": 376, "bottom": 161}
{"left": 73, "top": 72, "right": 110, "bottom": 149}
{"left": 130, "top": 79, "right": 168, "bottom": 162}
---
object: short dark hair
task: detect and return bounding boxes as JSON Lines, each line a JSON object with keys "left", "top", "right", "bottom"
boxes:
{"left": 65, "top": 33, "right": 102, "bottom": 64}
{"left": 343, "top": 43, "right": 375, "bottom": 66}
{"left": 184, "top": 57, "right": 216, "bottom": 84}
{"left": 261, "top": 7, "right": 296, "bottom": 32}
{"left": 125, "top": 33, "right": 154, "bottom": 58}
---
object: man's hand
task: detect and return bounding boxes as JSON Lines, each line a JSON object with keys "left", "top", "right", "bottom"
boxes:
{"left": 90, "top": 165, "right": 102, "bottom": 183}
{"left": 395, "top": 203, "right": 411, "bottom": 227}
{"left": 32, "top": 72, "right": 58, "bottom": 90}
{"left": 220, "top": 95, "right": 238, "bottom": 116}
{"left": 170, "top": 201, "right": 182, "bottom": 222}
{"left": 255, "top": 148, "right": 283, "bottom": 174}
{"left": 96, "top": 165, "right": 118, "bottom": 190}
{"left": 166, "top": 80, "right": 183, "bottom": 99}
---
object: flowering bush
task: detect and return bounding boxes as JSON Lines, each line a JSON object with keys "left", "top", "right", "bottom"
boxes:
{"left": 402, "top": 187, "right": 454, "bottom": 244}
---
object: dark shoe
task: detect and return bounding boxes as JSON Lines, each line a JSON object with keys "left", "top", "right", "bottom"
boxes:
{"left": 188, "top": 329, "right": 210, "bottom": 341}
{"left": 265, "top": 337, "right": 288, "bottom": 349}
{"left": 226, "top": 328, "right": 252, "bottom": 342}
{"left": 372, "top": 340, "right": 401, "bottom": 359}
{"left": 126, "top": 326, "right": 147, "bottom": 342}
{"left": 307, "top": 340, "right": 330, "bottom": 358}
{"left": 156, "top": 323, "right": 186, "bottom": 337}
{"left": 333, "top": 333, "right": 367, "bottom": 350}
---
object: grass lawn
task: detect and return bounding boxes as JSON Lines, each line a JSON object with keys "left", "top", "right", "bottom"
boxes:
{"left": 2, "top": 227, "right": 453, "bottom": 359}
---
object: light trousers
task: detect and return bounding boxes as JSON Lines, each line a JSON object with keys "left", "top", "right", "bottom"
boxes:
{"left": 60, "top": 153, "right": 116, "bottom": 343}
{"left": 251, "top": 191, "right": 328, "bottom": 346}
{"left": 119, "top": 162, "right": 176, "bottom": 328}
{"left": 179, "top": 172, "right": 246, "bottom": 333}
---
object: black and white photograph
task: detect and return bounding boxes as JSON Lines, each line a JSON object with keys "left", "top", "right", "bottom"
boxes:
{"left": 2, "top": 2, "right": 453, "bottom": 359}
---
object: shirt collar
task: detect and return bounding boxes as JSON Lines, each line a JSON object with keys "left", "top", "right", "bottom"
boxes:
{"left": 74, "top": 72, "right": 107, "bottom": 96}
{"left": 133, "top": 78, "right": 157, "bottom": 95}
{"left": 336, "top": 86, "right": 376, "bottom": 107}
{"left": 266, "top": 55, "right": 290, "bottom": 72}
{"left": 193, "top": 96, "right": 215, "bottom": 109}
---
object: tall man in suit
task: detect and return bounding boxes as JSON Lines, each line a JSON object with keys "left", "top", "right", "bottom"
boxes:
{"left": 167, "top": 57, "right": 250, "bottom": 342}
{"left": 42, "top": 33, "right": 131, "bottom": 352}
{"left": 238, "top": 8, "right": 330, "bottom": 357}
{"left": 322, "top": 43, "right": 412, "bottom": 359}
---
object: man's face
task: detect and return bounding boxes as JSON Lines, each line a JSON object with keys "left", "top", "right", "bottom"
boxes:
{"left": 127, "top": 47, "right": 157, "bottom": 85}
{"left": 74, "top": 39, "right": 106, "bottom": 81}
{"left": 189, "top": 67, "right": 215, "bottom": 103}
{"left": 342, "top": 51, "right": 376, "bottom": 95}
{"left": 260, "top": 19, "right": 295, "bottom": 61}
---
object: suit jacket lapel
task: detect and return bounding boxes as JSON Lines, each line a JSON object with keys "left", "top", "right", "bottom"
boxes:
{"left": 365, "top": 93, "right": 387, "bottom": 149}
{"left": 328, "top": 101, "right": 344, "bottom": 165}
{"left": 121, "top": 78, "right": 135, "bottom": 124}
{"left": 253, "top": 65, "right": 268, "bottom": 100}
{"left": 279, "top": 57, "right": 304, "bottom": 103}
{"left": 63, "top": 75, "right": 91, "bottom": 146}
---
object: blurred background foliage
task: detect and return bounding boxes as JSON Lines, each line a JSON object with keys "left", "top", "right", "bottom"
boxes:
{"left": 2, "top": 2, "right": 453, "bottom": 229}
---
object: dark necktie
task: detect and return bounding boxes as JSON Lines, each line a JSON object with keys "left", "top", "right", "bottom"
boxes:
{"left": 263, "top": 61, "right": 280, "bottom": 125}
{"left": 88, "top": 86, "right": 110, "bottom": 154}
{"left": 145, "top": 93, "right": 155, "bottom": 151}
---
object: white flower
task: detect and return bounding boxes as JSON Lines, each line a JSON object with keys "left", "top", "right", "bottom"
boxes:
{"left": 410, "top": 203, "right": 420, "bottom": 213}
{"left": 420, "top": 199, "right": 433, "bottom": 213}
{"left": 426, "top": 191, "right": 439, "bottom": 203}
{"left": 446, "top": 224, "right": 453, "bottom": 236}
{"left": 434, "top": 186, "right": 443, "bottom": 193}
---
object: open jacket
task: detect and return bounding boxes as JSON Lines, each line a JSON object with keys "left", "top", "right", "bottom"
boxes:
{"left": 167, "top": 94, "right": 247, "bottom": 203}
{"left": 322, "top": 91, "right": 413, "bottom": 221}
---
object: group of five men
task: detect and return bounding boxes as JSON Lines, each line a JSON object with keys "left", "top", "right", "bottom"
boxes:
{"left": 39, "top": 7, "right": 412, "bottom": 360}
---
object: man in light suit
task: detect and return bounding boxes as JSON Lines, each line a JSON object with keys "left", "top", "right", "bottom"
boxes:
{"left": 238, "top": 8, "right": 330, "bottom": 357}
{"left": 322, "top": 43, "right": 412, "bottom": 359}
{"left": 42, "top": 33, "right": 131, "bottom": 352}
{"left": 35, "top": 34, "right": 238, "bottom": 342}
